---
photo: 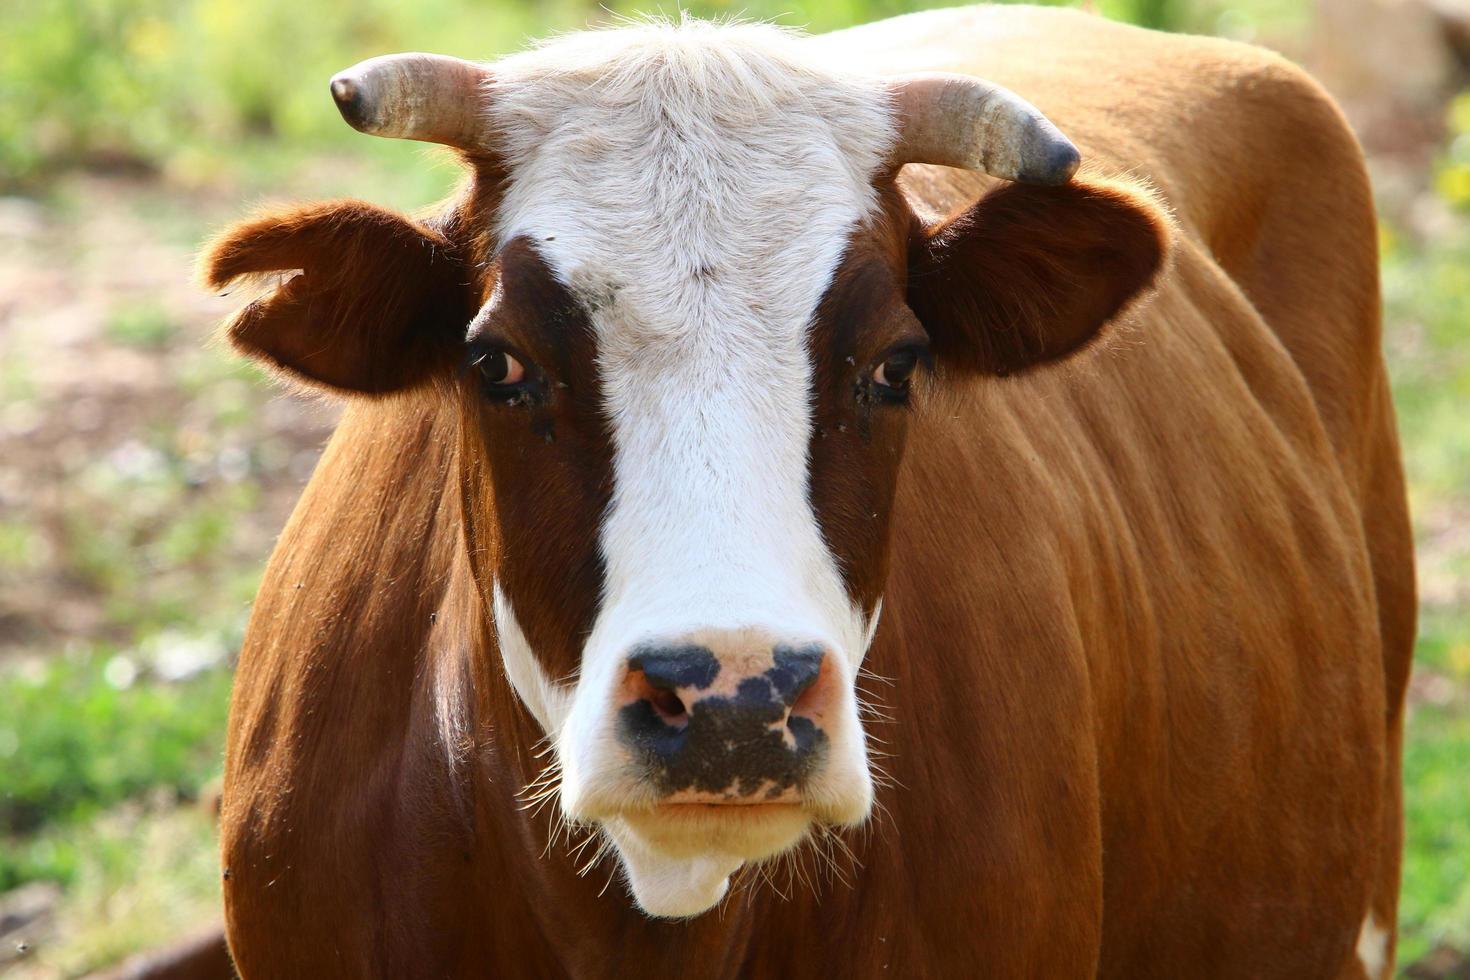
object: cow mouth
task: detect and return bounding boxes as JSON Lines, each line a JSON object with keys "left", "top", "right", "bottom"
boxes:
{"left": 646, "top": 801, "right": 808, "bottom": 834}
{"left": 659, "top": 801, "right": 802, "bottom": 811}
{"left": 568, "top": 750, "right": 872, "bottom": 919}
{"left": 616, "top": 799, "right": 812, "bottom": 861}
{"left": 660, "top": 784, "right": 805, "bottom": 806}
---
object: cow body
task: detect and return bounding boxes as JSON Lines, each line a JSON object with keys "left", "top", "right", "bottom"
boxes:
{"left": 216, "top": 7, "right": 1413, "bottom": 977}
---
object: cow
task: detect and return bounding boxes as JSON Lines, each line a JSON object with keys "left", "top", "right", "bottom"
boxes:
{"left": 201, "top": 6, "right": 1415, "bottom": 977}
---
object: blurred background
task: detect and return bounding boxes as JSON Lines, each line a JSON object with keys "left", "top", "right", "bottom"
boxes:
{"left": 0, "top": 0, "right": 1466, "bottom": 975}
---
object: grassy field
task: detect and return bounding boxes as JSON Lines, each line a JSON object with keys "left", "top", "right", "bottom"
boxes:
{"left": 0, "top": 0, "right": 1466, "bottom": 975}
{"left": 1383, "top": 185, "right": 1470, "bottom": 972}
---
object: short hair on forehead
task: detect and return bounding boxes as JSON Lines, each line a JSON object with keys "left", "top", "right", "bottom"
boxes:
{"left": 491, "top": 16, "right": 864, "bottom": 103}
{"left": 485, "top": 17, "right": 893, "bottom": 187}
{"left": 481, "top": 17, "right": 897, "bottom": 351}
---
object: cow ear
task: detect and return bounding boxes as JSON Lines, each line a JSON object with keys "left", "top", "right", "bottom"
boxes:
{"left": 906, "top": 175, "right": 1170, "bottom": 377}
{"left": 200, "top": 200, "right": 473, "bottom": 394}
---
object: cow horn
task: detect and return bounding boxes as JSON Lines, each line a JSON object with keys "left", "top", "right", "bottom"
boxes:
{"left": 329, "top": 53, "right": 494, "bottom": 150}
{"left": 885, "top": 72, "right": 1080, "bottom": 185}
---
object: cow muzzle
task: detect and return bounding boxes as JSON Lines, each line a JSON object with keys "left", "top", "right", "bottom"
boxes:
{"left": 557, "top": 625, "right": 873, "bottom": 917}
{"left": 619, "top": 638, "right": 836, "bottom": 804}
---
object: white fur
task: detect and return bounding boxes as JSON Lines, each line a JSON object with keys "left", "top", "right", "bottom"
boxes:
{"left": 481, "top": 20, "right": 895, "bottom": 916}
{"left": 604, "top": 818, "right": 742, "bottom": 918}
{"left": 1355, "top": 912, "right": 1388, "bottom": 979}
{"left": 863, "top": 597, "right": 884, "bottom": 651}
{"left": 491, "top": 582, "right": 572, "bottom": 733}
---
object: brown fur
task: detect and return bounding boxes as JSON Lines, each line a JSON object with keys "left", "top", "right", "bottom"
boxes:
{"left": 456, "top": 237, "right": 613, "bottom": 684}
{"left": 201, "top": 200, "right": 475, "bottom": 394}
{"left": 207, "top": 8, "right": 1413, "bottom": 978}
{"left": 908, "top": 175, "right": 1171, "bottom": 377}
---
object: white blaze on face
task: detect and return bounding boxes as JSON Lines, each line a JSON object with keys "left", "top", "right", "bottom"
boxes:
{"left": 483, "top": 21, "right": 894, "bottom": 915}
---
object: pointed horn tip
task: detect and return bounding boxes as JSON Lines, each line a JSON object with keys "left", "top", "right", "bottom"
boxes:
{"left": 1021, "top": 138, "right": 1082, "bottom": 186}
{"left": 329, "top": 75, "right": 356, "bottom": 107}
{"left": 329, "top": 73, "right": 373, "bottom": 134}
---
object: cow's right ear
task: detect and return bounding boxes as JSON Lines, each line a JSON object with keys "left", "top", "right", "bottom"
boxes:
{"left": 201, "top": 200, "right": 474, "bottom": 395}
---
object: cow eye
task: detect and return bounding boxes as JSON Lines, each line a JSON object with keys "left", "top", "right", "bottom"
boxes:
{"left": 872, "top": 347, "right": 920, "bottom": 392}
{"left": 474, "top": 349, "right": 526, "bottom": 387}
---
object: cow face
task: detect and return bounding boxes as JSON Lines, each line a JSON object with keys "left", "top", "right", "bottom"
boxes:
{"left": 203, "top": 21, "right": 1167, "bottom": 919}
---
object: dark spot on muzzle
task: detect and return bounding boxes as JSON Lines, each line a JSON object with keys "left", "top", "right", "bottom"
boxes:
{"left": 619, "top": 645, "right": 828, "bottom": 797}
{"left": 627, "top": 644, "right": 721, "bottom": 691}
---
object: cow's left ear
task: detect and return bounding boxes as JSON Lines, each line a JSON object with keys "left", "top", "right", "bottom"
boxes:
{"left": 907, "top": 175, "right": 1171, "bottom": 377}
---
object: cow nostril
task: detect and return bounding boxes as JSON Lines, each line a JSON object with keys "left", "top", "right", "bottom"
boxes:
{"left": 648, "top": 686, "right": 688, "bottom": 726}
{"left": 778, "top": 646, "right": 829, "bottom": 721}
{"left": 625, "top": 665, "right": 691, "bottom": 728}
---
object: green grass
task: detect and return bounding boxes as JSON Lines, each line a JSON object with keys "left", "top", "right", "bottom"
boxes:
{"left": 1401, "top": 704, "right": 1470, "bottom": 967}
{"left": 1382, "top": 114, "right": 1470, "bottom": 968}
{"left": 105, "top": 303, "right": 178, "bottom": 350}
{"left": 1384, "top": 231, "right": 1470, "bottom": 519}
{"left": 5, "top": 802, "right": 225, "bottom": 979}
{"left": 0, "top": 651, "right": 232, "bottom": 885}
{"left": 1400, "top": 610, "right": 1470, "bottom": 970}
{"left": 0, "top": 521, "right": 45, "bottom": 574}
{"left": 0, "top": 649, "right": 232, "bottom": 977}
{"left": 56, "top": 454, "right": 263, "bottom": 636}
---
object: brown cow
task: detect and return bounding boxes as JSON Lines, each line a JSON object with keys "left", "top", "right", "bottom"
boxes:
{"left": 202, "top": 7, "right": 1414, "bottom": 977}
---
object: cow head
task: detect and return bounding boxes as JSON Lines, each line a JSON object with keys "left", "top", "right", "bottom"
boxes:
{"left": 203, "top": 21, "right": 1168, "bottom": 918}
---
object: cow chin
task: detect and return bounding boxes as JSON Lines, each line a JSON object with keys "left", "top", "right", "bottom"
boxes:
{"left": 550, "top": 652, "right": 876, "bottom": 917}
{"left": 603, "top": 818, "right": 748, "bottom": 917}
{"left": 554, "top": 691, "right": 874, "bottom": 916}
{"left": 574, "top": 759, "right": 874, "bottom": 918}
{"left": 603, "top": 806, "right": 812, "bottom": 918}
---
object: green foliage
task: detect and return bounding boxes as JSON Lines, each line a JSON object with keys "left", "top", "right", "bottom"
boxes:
{"left": 1382, "top": 208, "right": 1470, "bottom": 973}
{"left": 0, "top": 0, "right": 532, "bottom": 183}
{"left": 0, "top": 651, "right": 231, "bottom": 853}
{"left": 51, "top": 440, "right": 263, "bottom": 636}
{"left": 0, "top": 0, "right": 1099, "bottom": 188}
{"left": 1435, "top": 93, "right": 1470, "bottom": 210}
{"left": 1401, "top": 703, "right": 1470, "bottom": 966}
{"left": 7, "top": 802, "right": 224, "bottom": 977}
{"left": 1383, "top": 220, "right": 1470, "bottom": 516}
{"left": 105, "top": 302, "right": 177, "bottom": 349}
{"left": 0, "top": 0, "right": 1326, "bottom": 190}
{"left": 0, "top": 521, "right": 45, "bottom": 573}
